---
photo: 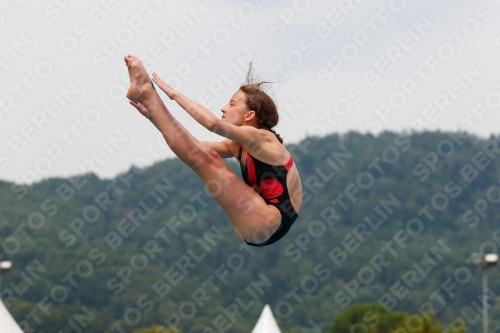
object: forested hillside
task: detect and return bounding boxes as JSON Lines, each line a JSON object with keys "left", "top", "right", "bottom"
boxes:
{"left": 1, "top": 131, "right": 500, "bottom": 333}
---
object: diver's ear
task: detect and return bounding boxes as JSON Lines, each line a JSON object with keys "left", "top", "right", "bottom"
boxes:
{"left": 245, "top": 110, "right": 256, "bottom": 121}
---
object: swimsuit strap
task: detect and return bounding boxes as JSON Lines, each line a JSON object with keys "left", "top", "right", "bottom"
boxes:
{"left": 284, "top": 155, "right": 294, "bottom": 171}
{"left": 239, "top": 146, "right": 293, "bottom": 170}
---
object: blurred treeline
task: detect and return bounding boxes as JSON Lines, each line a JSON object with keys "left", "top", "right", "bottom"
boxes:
{"left": 1, "top": 131, "right": 500, "bottom": 333}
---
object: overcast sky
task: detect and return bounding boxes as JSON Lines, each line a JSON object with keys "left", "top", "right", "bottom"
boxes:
{"left": 1, "top": 0, "right": 499, "bottom": 184}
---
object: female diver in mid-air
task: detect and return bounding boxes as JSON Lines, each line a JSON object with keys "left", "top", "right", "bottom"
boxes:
{"left": 124, "top": 54, "right": 302, "bottom": 247}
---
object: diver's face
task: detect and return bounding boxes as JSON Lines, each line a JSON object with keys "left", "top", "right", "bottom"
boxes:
{"left": 221, "top": 90, "right": 254, "bottom": 126}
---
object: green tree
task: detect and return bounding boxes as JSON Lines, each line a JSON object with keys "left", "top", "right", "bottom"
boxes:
{"left": 330, "top": 303, "right": 465, "bottom": 333}
{"left": 132, "top": 324, "right": 180, "bottom": 333}
{"left": 329, "top": 303, "right": 406, "bottom": 333}
{"left": 391, "top": 312, "right": 442, "bottom": 333}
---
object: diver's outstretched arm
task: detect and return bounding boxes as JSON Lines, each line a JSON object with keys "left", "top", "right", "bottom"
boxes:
{"left": 152, "top": 72, "right": 264, "bottom": 146}
{"left": 152, "top": 72, "right": 218, "bottom": 130}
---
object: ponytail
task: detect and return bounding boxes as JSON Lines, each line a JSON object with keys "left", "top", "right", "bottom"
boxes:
{"left": 269, "top": 128, "right": 283, "bottom": 144}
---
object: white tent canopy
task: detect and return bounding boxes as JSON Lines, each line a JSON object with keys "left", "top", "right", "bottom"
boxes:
{"left": 252, "top": 304, "right": 281, "bottom": 333}
{"left": 0, "top": 298, "right": 23, "bottom": 333}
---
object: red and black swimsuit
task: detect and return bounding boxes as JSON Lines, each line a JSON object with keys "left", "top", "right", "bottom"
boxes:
{"left": 238, "top": 147, "right": 299, "bottom": 247}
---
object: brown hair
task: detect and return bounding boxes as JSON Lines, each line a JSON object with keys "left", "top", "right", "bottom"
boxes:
{"left": 239, "top": 64, "right": 283, "bottom": 144}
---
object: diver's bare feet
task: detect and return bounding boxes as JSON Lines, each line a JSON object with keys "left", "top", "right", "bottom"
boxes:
{"left": 124, "top": 54, "right": 154, "bottom": 102}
